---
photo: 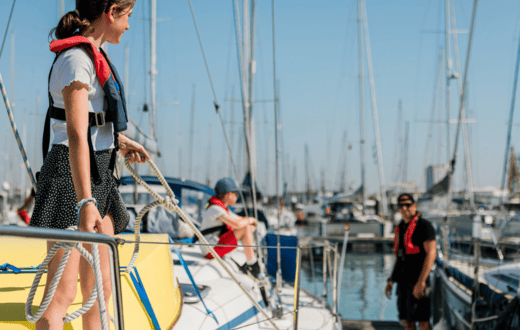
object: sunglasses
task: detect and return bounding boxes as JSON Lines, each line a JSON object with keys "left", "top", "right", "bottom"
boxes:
{"left": 398, "top": 203, "right": 414, "bottom": 209}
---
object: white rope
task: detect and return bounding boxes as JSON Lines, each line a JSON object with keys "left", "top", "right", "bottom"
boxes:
{"left": 124, "top": 157, "right": 281, "bottom": 330}
{"left": 25, "top": 219, "right": 108, "bottom": 329}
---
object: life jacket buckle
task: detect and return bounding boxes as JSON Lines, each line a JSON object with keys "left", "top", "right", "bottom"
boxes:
{"left": 94, "top": 112, "right": 106, "bottom": 128}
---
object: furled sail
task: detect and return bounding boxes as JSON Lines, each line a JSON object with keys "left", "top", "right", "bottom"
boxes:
{"left": 423, "top": 170, "right": 451, "bottom": 198}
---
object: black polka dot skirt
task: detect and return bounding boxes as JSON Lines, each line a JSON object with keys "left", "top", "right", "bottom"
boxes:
{"left": 30, "top": 144, "right": 130, "bottom": 234}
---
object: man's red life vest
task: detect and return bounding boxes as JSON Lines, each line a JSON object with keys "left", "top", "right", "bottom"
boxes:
{"left": 393, "top": 213, "right": 421, "bottom": 256}
{"left": 207, "top": 196, "right": 229, "bottom": 213}
{"left": 204, "top": 196, "right": 237, "bottom": 259}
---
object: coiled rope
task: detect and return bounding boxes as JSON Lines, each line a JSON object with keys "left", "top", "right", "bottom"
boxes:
{"left": 25, "top": 200, "right": 108, "bottom": 330}
{"left": 124, "top": 156, "right": 280, "bottom": 330}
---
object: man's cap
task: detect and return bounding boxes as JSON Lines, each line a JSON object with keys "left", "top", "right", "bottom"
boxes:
{"left": 215, "top": 178, "right": 243, "bottom": 195}
{"left": 397, "top": 193, "right": 415, "bottom": 204}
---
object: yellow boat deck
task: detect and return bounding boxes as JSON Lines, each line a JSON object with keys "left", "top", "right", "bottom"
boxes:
{"left": 0, "top": 233, "right": 181, "bottom": 329}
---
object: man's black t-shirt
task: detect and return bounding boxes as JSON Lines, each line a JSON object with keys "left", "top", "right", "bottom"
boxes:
{"left": 393, "top": 216, "right": 435, "bottom": 284}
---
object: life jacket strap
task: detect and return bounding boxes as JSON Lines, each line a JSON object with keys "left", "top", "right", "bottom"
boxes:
{"left": 193, "top": 225, "right": 228, "bottom": 243}
{"left": 47, "top": 106, "right": 115, "bottom": 126}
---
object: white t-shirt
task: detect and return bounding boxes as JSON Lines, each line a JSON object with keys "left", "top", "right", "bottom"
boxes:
{"left": 49, "top": 47, "right": 115, "bottom": 150}
{"left": 200, "top": 205, "right": 239, "bottom": 254}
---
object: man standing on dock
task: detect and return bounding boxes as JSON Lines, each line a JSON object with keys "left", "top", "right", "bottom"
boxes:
{"left": 385, "top": 193, "right": 436, "bottom": 330}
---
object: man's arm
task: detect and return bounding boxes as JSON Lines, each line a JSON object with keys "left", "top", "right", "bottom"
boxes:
{"left": 413, "top": 239, "right": 436, "bottom": 299}
{"left": 385, "top": 256, "right": 399, "bottom": 298}
{"left": 219, "top": 214, "right": 255, "bottom": 230}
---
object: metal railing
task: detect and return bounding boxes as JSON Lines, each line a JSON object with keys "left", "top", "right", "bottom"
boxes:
{"left": 0, "top": 225, "right": 124, "bottom": 329}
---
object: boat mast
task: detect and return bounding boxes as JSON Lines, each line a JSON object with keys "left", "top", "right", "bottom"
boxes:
{"left": 248, "top": 0, "right": 261, "bottom": 234}
{"left": 60, "top": 0, "right": 64, "bottom": 18}
{"left": 357, "top": 0, "right": 366, "bottom": 204}
{"left": 305, "top": 144, "right": 311, "bottom": 202}
{"left": 445, "top": 0, "right": 451, "bottom": 165}
{"left": 403, "top": 121, "right": 409, "bottom": 184}
{"left": 229, "top": 87, "right": 235, "bottom": 177}
{"left": 10, "top": 30, "right": 15, "bottom": 192}
{"left": 189, "top": 85, "right": 196, "bottom": 179}
{"left": 392, "top": 100, "right": 403, "bottom": 184}
{"left": 449, "top": 0, "right": 475, "bottom": 208}
{"left": 339, "top": 131, "right": 348, "bottom": 193}
{"left": 150, "top": 0, "right": 157, "bottom": 142}
{"left": 500, "top": 19, "right": 520, "bottom": 205}
{"left": 362, "top": 0, "right": 388, "bottom": 214}
{"left": 239, "top": 0, "right": 263, "bottom": 265}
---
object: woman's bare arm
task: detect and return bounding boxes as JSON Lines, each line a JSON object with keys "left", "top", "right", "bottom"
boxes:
{"left": 63, "top": 81, "right": 102, "bottom": 232}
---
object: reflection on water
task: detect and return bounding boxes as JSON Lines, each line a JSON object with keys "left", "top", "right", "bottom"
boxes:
{"left": 299, "top": 252, "right": 399, "bottom": 321}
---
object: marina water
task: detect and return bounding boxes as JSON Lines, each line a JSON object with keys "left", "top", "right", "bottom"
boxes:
{"left": 298, "top": 226, "right": 399, "bottom": 321}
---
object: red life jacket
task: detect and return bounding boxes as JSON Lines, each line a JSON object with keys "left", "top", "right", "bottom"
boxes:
{"left": 394, "top": 213, "right": 421, "bottom": 256}
{"left": 204, "top": 196, "right": 237, "bottom": 259}
{"left": 207, "top": 196, "right": 229, "bottom": 213}
{"left": 48, "top": 35, "right": 128, "bottom": 133}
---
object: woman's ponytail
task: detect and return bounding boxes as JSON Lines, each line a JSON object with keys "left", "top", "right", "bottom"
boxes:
{"left": 49, "top": 10, "right": 90, "bottom": 40}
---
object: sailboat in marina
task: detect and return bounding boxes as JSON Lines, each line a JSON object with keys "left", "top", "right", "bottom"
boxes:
{"left": 430, "top": 1, "right": 520, "bottom": 329}
{"left": 0, "top": 0, "right": 342, "bottom": 329}
{"left": 321, "top": 0, "right": 392, "bottom": 239}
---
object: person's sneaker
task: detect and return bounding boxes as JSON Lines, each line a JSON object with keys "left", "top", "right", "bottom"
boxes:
{"left": 246, "top": 261, "right": 261, "bottom": 279}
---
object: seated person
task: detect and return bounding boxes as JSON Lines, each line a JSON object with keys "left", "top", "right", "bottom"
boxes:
{"left": 17, "top": 188, "right": 36, "bottom": 225}
{"left": 201, "top": 177, "right": 260, "bottom": 278}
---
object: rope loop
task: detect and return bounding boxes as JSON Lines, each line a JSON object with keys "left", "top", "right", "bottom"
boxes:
{"left": 25, "top": 199, "right": 108, "bottom": 330}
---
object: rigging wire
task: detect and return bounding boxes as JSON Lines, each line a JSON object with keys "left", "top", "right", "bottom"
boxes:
{"left": 185, "top": 0, "right": 250, "bottom": 218}
{"left": 0, "top": 0, "right": 17, "bottom": 60}
{"left": 187, "top": 0, "right": 218, "bottom": 103}
{"left": 142, "top": 0, "right": 148, "bottom": 107}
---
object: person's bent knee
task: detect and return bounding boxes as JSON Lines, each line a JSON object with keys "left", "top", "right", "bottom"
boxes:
{"left": 54, "top": 287, "right": 78, "bottom": 308}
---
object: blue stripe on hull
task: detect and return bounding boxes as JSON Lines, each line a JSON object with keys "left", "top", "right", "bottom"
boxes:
{"left": 216, "top": 300, "right": 266, "bottom": 330}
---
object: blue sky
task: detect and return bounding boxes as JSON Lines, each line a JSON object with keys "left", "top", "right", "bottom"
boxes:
{"left": 1, "top": 0, "right": 520, "bottom": 196}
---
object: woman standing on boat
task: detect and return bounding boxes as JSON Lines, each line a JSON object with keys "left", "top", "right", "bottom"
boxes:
{"left": 30, "top": 1, "right": 149, "bottom": 329}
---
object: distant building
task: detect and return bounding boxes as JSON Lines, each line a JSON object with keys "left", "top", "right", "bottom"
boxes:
{"left": 425, "top": 164, "right": 449, "bottom": 191}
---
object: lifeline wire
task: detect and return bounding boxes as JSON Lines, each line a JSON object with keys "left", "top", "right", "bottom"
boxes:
{"left": 119, "top": 239, "right": 334, "bottom": 250}
{"left": 0, "top": 0, "right": 16, "bottom": 60}
{"left": 187, "top": 0, "right": 218, "bottom": 103}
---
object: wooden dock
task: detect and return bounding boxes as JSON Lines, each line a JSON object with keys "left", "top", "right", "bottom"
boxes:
{"left": 342, "top": 320, "right": 403, "bottom": 330}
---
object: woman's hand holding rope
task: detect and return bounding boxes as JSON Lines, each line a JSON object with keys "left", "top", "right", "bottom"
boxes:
{"left": 78, "top": 202, "right": 102, "bottom": 233}
{"left": 118, "top": 134, "right": 150, "bottom": 164}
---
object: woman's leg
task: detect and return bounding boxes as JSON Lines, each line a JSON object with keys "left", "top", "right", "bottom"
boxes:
{"left": 35, "top": 241, "right": 81, "bottom": 330}
{"left": 234, "top": 224, "right": 257, "bottom": 260}
{"left": 79, "top": 213, "right": 115, "bottom": 330}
